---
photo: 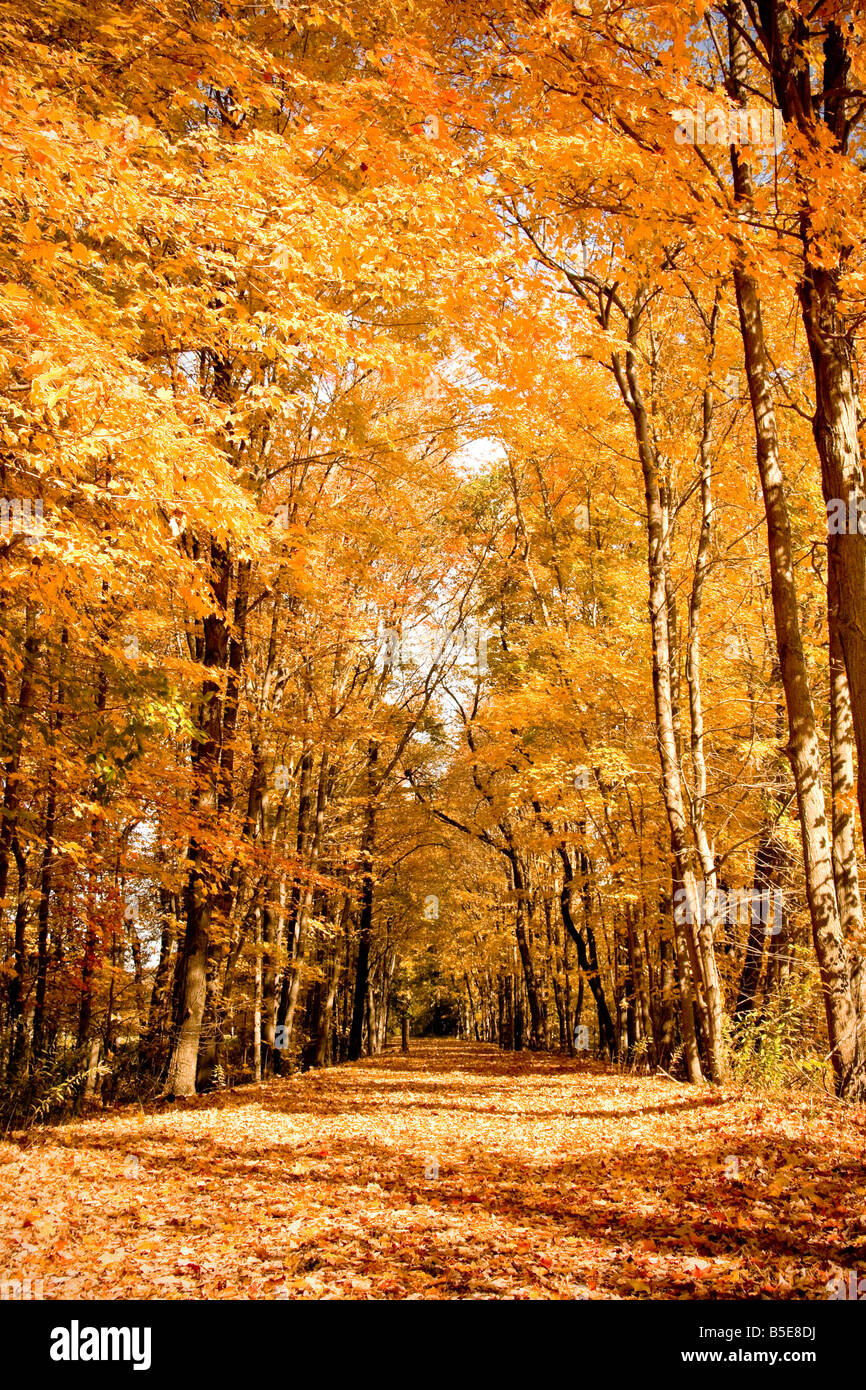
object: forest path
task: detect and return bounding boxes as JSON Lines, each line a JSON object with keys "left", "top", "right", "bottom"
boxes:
{"left": 1, "top": 1041, "right": 864, "bottom": 1299}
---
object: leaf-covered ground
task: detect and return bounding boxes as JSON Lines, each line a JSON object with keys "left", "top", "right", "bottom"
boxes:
{"left": 1, "top": 1041, "right": 864, "bottom": 1299}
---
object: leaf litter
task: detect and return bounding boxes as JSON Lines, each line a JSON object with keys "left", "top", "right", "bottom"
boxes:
{"left": 1, "top": 1041, "right": 863, "bottom": 1300}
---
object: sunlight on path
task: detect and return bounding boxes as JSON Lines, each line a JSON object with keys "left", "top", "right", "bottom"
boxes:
{"left": 1, "top": 1041, "right": 863, "bottom": 1299}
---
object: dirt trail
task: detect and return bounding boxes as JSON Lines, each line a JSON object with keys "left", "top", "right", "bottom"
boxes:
{"left": 1, "top": 1041, "right": 863, "bottom": 1299}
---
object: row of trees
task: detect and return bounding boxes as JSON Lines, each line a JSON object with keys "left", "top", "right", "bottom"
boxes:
{"left": 1, "top": 0, "right": 865, "bottom": 1119}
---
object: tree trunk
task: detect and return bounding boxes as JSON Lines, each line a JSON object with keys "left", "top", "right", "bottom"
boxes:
{"left": 761, "top": 8, "right": 866, "bottom": 867}
{"left": 260, "top": 892, "right": 279, "bottom": 1079}
{"left": 658, "top": 918, "right": 676, "bottom": 1068}
{"left": 0, "top": 609, "right": 38, "bottom": 946}
{"left": 140, "top": 888, "right": 176, "bottom": 1075}
{"left": 671, "top": 867, "right": 703, "bottom": 1083}
{"left": 348, "top": 742, "right": 378, "bottom": 1061}
{"left": 829, "top": 577, "right": 866, "bottom": 1065}
{"left": 611, "top": 327, "right": 723, "bottom": 1081}
{"left": 736, "top": 833, "right": 778, "bottom": 1016}
{"left": 509, "top": 854, "right": 543, "bottom": 1048}
{"left": 7, "top": 835, "right": 29, "bottom": 1073}
{"left": 283, "top": 750, "right": 330, "bottom": 1054}
{"left": 252, "top": 908, "right": 262, "bottom": 1082}
{"left": 727, "top": 8, "right": 863, "bottom": 1098}
{"left": 556, "top": 846, "right": 617, "bottom": 1056}
{"left": 31, "top": 771, "right": 57, "bottom": 1063}
{"left": 626, "top": 900, "right": 653, "bottom": 1062}
{"left": 166, "top": 539, "right": 231, "bottom": 1096}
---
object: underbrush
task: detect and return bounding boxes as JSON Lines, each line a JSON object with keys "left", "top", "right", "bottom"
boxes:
{"left": 0, "top": 1044, "right": 105, "bottom": 1133}
{"left": 726, "top": 973, "right": 828, "bottom": 1094}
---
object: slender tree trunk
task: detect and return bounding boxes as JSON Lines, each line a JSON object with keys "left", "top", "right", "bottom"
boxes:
{"left": 611, "top": 331, "right": 722, "bottom": 1081}
{"left": 348, "top": 742, "right": 378, "bottom": 1060}
{"left": 658, "top": 917, "right": 676, "bottom": 1068}
{"left": 31, "top": 768, "right": 57, "bottom": 1063}
{"left": 671, "top": 867, "right": 703, "bottom": 1083}
{"left": 7, "top": 835, "right": 29, "bottom": 1072}
{"left": 283, "top": 751, "right": 330, "bottom": 1053}
{"left": 261, "top": 892, "right": 279, "bottom": 1079}
{"left": 252, "top": 908, "right": 262, "bottom": 1082}
{"left": 0, "top": 609, "right": 38, "bottom": 940}
{"left": 626, "top": 901, "right": 654, "bottom": 1062}
{"left": 545, "top": 894, "right": 568, "bottom": 1049}
{"left": 314, "top": 944, "right": 341, "bottom": 1068}
{"left": 829, "top": 577, "right": 866, "bottom": 1064}
{"left": 166, "top": 540, "right": 231, "bottom": 1096}
{"left": 574, "top": 968, "right": 584, "bottom": 1050}
{"left": 509, "top": 854, "right": 542, "bottom": 1049}
{"left": 141, "top": 888, "right": 176, "bottom": 1075}
{"left": 685, "top": 374, "right": 726, "bottom": 1073}
{"left": 736, "top": 834, "right": 776, "bottom": 1016}
{"left": 556, "top": 845, "right": 617, "bottom": 1056}
{"left": 32, "top": 634, "right": 66, "bottom": 1064}
{"left": 727, "top": 7, "right": 863, "bottom": 1098}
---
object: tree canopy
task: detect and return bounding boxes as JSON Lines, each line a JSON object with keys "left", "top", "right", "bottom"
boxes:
{"left": 2, "top": 0, "right": 866, "bottom": 1123}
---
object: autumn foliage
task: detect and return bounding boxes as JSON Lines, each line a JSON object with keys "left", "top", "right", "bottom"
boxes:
{"left": 2, "top": 1041, "right": 864, "bottom": 1300}
{"left": 1, "top": 0, "right": 866, "bottom": 1147}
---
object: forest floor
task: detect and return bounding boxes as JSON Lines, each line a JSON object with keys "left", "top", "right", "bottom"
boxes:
{"left": 1, "top": 1040, "right": 865, "bottom": 1300}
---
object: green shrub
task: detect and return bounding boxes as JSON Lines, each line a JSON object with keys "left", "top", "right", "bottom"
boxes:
{"left": 726, "top": 972, "right": 826, "bottom": 1093}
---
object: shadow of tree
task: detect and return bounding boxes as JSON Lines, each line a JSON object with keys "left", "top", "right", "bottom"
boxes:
{"left": 46, "top": 1040, "right": 862, "bottom": 1299}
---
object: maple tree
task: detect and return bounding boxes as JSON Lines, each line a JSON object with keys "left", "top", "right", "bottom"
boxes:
{"left": 0, "top": 0, "right": 865, "bottom": 1174}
